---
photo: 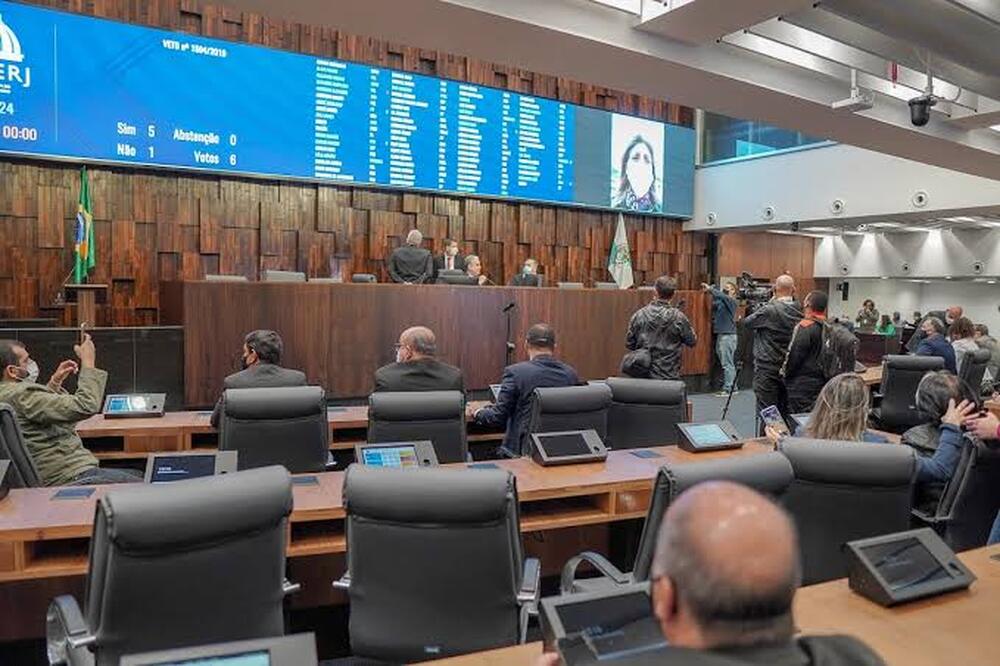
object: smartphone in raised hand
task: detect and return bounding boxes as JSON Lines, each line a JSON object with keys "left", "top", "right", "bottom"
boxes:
{"left": 760, "top": 405, "right": 790, "bottom": 438}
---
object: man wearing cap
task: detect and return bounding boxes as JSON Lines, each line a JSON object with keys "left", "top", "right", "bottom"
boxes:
{"left": 472, "top": 323, "right": 579, "bottom": 457}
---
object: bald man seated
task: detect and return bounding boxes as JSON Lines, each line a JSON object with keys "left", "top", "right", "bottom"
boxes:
{"left": 540, "top": 482, "right": 885, "bottom": 666}
{"left": 373, "top": 326, "right": 464, "bottom": 392}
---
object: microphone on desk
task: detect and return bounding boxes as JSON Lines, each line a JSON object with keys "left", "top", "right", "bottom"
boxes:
{"left": 502, "top": 302, "right": 516, "bottom": 313}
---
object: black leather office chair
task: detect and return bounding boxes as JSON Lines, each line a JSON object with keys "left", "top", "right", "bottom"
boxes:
{"left": 336, "top": 465, "right": 540, "bottom": 662}
{"left": 219, "top": 386, "right": 330, "bottom": 473}
{"left": 870, "top": 355, "right": 944, "bottom": 433}
{"left": 0, "top": 403, "right": 43, "bottom": 488}
{"left": 367, "top": 391, "right": 467, "bottom": 463}
{"left": 914, "top": 438, "right": 1000, "bottom": 552}
{"left": 527, "top": 384, "right": 612, "bottom": 455}
{"left": 46, "top": 466, "right": 296, "bottom": 666}
{"left": 561, "top": 453, "right": 794, "bottom": 593}
{"left": 778, "top": 438, "right": 916, "bottom": 584}
{"left": 958, "top": 347, "right": 991, "bottom": 393}
{"left": 351, "top": 273, "right": 377, "bottom": 283}
{"left": 605, "top": 378, "right": 686, "bottom": 449}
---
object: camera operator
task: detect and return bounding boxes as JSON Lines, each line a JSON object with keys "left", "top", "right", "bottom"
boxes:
{"left": 743, "top": 274, "right": 802, "bottom": 432}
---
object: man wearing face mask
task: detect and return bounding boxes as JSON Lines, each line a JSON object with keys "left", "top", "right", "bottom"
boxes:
{"left": 510, "top": 258, "right": 542, "bottom": 287}
{"left": 209, "top": 330, "right": 307, "bottom": 427}
{"left": 432, "top": 238, "right": 466, "bottom": 282}
{"left": 0, "top": 336, "right": 141, "bottom": 486}
{"left": 373, "top": 326, "right": 464, "bottom": 392}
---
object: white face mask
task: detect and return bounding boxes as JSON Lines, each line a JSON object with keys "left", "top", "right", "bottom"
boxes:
{"left": 396, "top": 346, "right": 407, "bottom": 363}
{"left": 523, "top": 264, "right": 535, "bottom": 275}
{"left": 625, "top": 144, "right": 655, "bottom": 198}
{"left": 447, "top": 246, "right": 458, "bottom": 257}
{"left": 17, "top": 359, "right": 39, "bottom": 383}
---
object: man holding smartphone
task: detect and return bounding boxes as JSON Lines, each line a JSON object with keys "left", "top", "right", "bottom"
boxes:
{"left": 743, "top": 274, "right": 802, "bottom": 433}
{"left": 0, "top": 334, "right": 141, "bottom": 486}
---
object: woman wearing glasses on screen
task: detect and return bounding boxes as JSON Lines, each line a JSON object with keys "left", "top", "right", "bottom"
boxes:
{"left": 613, "top": 135, "right": 661, "bottom": 213}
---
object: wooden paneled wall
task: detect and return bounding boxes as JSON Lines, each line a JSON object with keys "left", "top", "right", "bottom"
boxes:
{"left": 0, "top": 1, "right": 705, "bottom": 326}
{"left": 717, "top": 232, "right": 825, "bottom": 294}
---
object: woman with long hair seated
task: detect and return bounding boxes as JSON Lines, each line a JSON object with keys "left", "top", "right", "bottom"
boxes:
{"left": 798, "top": 373, "right": 888, "bottom": 443}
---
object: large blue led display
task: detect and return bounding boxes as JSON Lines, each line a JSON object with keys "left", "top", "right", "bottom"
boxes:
{"left": 0, "top": 1, "right": 694, "bottom": 216}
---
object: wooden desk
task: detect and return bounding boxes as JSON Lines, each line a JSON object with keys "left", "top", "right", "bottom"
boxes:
{"left": 160, "top": 281, "right": 712, "bottom": 406}
{"left": 427, "top": 545, "right": 1000, "bottom": 666}
{"left": 0, "top": 442, "right": 771, "bottom": 584}
{"left": 75, "top": 400, "right": 694, "bottom": 460}
{"left": 859, "top": 364, "right": 882, "bottom": 387}
{"left": 76, "top": 401, "right": 496, "bottom": 459}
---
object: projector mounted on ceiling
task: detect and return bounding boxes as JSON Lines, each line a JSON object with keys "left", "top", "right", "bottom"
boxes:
{"left": 831, "top": 69, "right": 874, "bottom": 113}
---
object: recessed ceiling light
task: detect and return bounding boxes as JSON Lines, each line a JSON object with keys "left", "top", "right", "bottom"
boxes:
{"left": 945, "top": 275, "right": 952, "bottom": 279}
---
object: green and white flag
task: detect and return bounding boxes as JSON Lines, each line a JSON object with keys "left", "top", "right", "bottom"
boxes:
{"left": 608, "top": 213, "right": 634, "bottom": 289}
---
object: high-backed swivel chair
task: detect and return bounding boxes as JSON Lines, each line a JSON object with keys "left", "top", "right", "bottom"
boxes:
{"left": 0, "top": 403, "right": 43, "bottom": 488}
{"left": 219, "top": 386, "right": 330, "bottom": 473}
{"left": 605, "top": 378, "right": 686, "bottom": 449}
{"left": 46, "top": 466, "right": 296, "bottom": 666}
{"left": 778, "top": 438, "right": 916, "bottom": 584}
{"left": 526, "top": 384, "right": 612, "bottom": 456}
{"left": 336, "top": 465, "right": 539, "bottom": 662}
{"left": 367, "top": 391, "right": 467, "bottom": 463}
{"left": 561, "top": 453, "right": 794, "bottom": 593}
{"left": 870, "top": 355, "right": 944, "bottom": 433}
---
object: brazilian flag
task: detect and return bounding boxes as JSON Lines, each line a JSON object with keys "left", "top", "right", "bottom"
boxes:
{"left": 73, "top": 166, "right": 96, "bottom": 284}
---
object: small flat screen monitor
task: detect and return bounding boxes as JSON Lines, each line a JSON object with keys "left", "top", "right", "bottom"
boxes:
{"left": 676, "top": 421, "right": 743, "bottom": 453}
{"left": 859, "top": 537, "right": 952, "bottom": 592}
{"left": 120, "top": 633, "right": 316, "bottom": 666}
{"left": 143, "top": 451, "right": 237, "bottom": 484}
{"left": 361, "top": 444, "right": 420, "bottom": 468}
{"left": 355, "top": 441, "right": 439, "bottom": 468}
{"left": 537, "top": 432, "right": 591, "bottom": 457}
{"left": 102, "top": 393, "right": 166, "bottom": 418}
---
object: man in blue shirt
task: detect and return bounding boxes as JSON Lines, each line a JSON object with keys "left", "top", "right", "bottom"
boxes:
{"left": 472, "top": 323, "right": 579, "bottom": 457}
{"left": 915, "top": 316, "right": 957, "bottom": 374}
{"left": 703, "top": 282, "right": 738, "bottom": 396}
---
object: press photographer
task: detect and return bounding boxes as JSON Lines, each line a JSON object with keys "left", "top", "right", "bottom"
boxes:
{"left": 742, "top": 274, "right": 802, "bottom": 432}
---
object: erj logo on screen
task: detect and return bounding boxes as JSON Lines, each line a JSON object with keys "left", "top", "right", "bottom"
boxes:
{"left": 0, "top": 13, "right": 31, "bottom": 93}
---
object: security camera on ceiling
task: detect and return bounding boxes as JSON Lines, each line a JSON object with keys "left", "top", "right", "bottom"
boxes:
{"left": 907, "top": 51, "right": 962, "bottom": 127}
{"left": 908, "top": 94, "right": 936, "bottom": 127}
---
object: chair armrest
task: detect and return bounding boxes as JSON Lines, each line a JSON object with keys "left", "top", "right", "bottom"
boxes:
{"left": 332, "top": 572, "right": 351, "bottom": 590}
{"left": 911, "top": 508, "right": 949, "bottom": 526}
{"left": 560, "top": 551, "right": 630, "bottom": 595}
{"left": 518, "top": 558, "right": 541, "bottom": 605}
{"left": 46, "top": 595, "right": 95, "bottom": 665}
{"left": 282, "top": 578, "right": 301, "bottom": 595}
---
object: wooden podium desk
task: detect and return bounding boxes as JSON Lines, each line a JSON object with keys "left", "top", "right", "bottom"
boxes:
{"left": 160, "top": 281, "right": 712, "bottom": 406}
{"left": 428, "top": 545, "right": 1000, "bottom": 666}
{"left": 0, "top": 442, "right": 770, "bottom": 585}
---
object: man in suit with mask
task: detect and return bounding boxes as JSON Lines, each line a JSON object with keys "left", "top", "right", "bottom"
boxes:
{"left": 511, "top": 258, "right": 542, "bottom": 287}
{"left": 209, "top": 330, "right": 307, "bottom": 427}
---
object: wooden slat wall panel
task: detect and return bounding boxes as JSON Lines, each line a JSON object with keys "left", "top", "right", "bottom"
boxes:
{"left": 2, "top": 0, "right": 704, "bottom": 325}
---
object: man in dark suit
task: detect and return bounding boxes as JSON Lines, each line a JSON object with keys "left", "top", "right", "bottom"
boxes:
{"left": 472, "top": 323, "right": 579, "bottom": 457}
{"left": 432, "top": 238, "right": 466, "bottom": 282}
{"left": 388, "top": 229, "right": 434, "bottom": 284}
{"left": 209, "top": 330, "right": 307, "bottom": 427}
{"left": 374, "top": 326, "right": 464, "bottom": 392}
{"left": 537, "top": 482, "right": 885, "bottom": 666}
{"left": 906, "top": 305, "right": 962, "bottom": 353}
{"left": 510, "top": 258, "right": 542, "bottom": 287}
